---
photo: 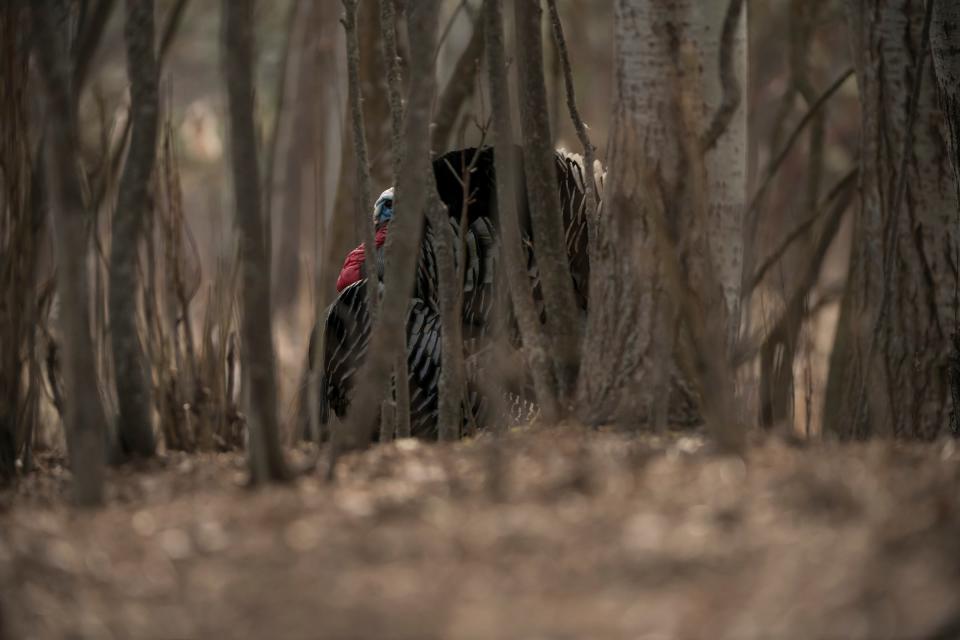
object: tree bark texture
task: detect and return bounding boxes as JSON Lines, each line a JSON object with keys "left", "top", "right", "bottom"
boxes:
{"left": 514, "top": 0, "right": 582, "bottom": 399}
{"left": 223, "top": 0, "right": 289, "bottom": 481}
{"left": 298, "top": 0, "right": 348, "bottom": 317}
{"left": 32, "top": 0, "right": 108, "bottom": 506}
{"left": 546, "top": 0, "right": 600, "bottom": 233}
{"left": 342, "top": 0, "right": 380, "bottom": 325}
{"left": 427, "top": 194, "right": 465, "bottom": 441}
{"left": 825, "top": 0, "right": 960, "bottom": 440}
{"left": 380, "top": 0, "right": 405, "bottom": 174}
{"left": 932, "top": 0, "right": 960, "bottom": 437}
{"left": 931, "top": 3, "right": 960, "bottom": 217}
{"left": 0, "top": 4, "right": 34, "bottom": 482}
{"left": 72, "top": 0, "right": 118, "bottom": 98}
{"left": 484, "top": 0, "right": 560, "bottom": 422}
{"left": 339, "top": 0, "right": 439, "bottom": 449}
{"left": 577, "top": 0, "right": 747, "bottom": 427}
{"left": 109, "top": 0, "right": 159, "bottom": 458}
{"left": 269, "top": 0, "right": 308, "bottom": 313}
{"left": 379, "top": 0, "right": 411, "bottom": 441}
{"left": 341, "top": 0, "right": 392, "bottom": 440}
{"left": 329, "top": 0, "right": 392, "bottom": 296}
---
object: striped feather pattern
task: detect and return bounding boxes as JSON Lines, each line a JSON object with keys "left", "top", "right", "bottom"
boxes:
{"left": 320, "top": 279, "right": 486, "bottom": 438}
{"left": 318, "top": 147, "right": 603, "bottom": 440}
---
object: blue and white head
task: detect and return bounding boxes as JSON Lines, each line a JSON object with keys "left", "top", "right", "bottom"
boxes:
{"left": 373, "top": 187, "right": 394, "bottom": 228}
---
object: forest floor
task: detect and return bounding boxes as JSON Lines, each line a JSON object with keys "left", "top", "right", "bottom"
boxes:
{"left": 2, "top": 425, "right": 959, "bottom": 640}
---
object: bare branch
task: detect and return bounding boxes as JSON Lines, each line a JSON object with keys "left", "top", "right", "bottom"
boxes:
{"left": 701, "top": 0, "right": 744, "bottom": 152}
{"left": 753, "top": 0, "right": 829, "bottom": 430}
{"left": 431, "top": 16, "right": 484, "bottom": 151}
{"left": 515, "top": 0, "right": 581, "bottom": 398}
{"left": 747, "top": 167, "right": 857, "bottom": 295}
{"left": 743, "top": 66, "right": 854, "bottom": 263}
{"left": 434, "top": 0, "right": 470, "bottom": 65}
{"left": 72, "top": 0, "right": 117, "bottom": 96}
{"left": 756, "top": 174, "right": 854, "bottom": 428}
{"left": 545, "top": 0, "right": 598, "bottom": 229}
{"left": 733, "top": 170, "right": 857, "bottom": 369}
{"left": 158, "top": 0, "right": 189, "bottom": 62}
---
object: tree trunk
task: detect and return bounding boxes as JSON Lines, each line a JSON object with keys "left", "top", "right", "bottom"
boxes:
{"left": 0, "top": 4, "right": 33, "bottom": 483}
{"left": 932, "top": 0, "right": 960, "bottom": 156}
{"left": 932, "top": 0, "right": 960, "bottom": 437}
{"left": 32, "top": 0, "right": 108, "bottom": 506}
{"left": 328, "top": 0, "right": 392, "bottom": 294}
{"left": 380, "top": 0, "right": 405, "bottom": 166}
{"left": 577, "top": 0, "right": 747, "bottom": 428}
{"left": 342, "top": 0, "right": 380, "bottom": 327}
{"left": 223, "top": 0, "right": 289, "bottom": 482}
{"left": 337, "top": 0, "right": 439, "bottom": 450}
{"left": 484, "top": 0, "right": 560, "bottom": 423}
{"left": 379, "top": 0, "right": 411, "bottom": 441}
{"left": 825, "top": 0, "right": 959, "bottom": 440}
{"left": 427, "top": 194, "right": 465, "bottom": 441}
{"left": 269, "top": 0, "right": 308, "bottom": 314}
{"left": 514, "top": 0, "right": 582, "bottom": 399}
{"left": 110, "top": 0, "right": 159, "bottom": 459}
{"left": 931, "top": 2, "right": 960, "bottom": 228}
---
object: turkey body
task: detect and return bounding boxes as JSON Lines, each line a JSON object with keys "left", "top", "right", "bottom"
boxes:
{"left": 315, "top": 146, "right": 601, "bottom": 440}
{"left": 319, "top": 279, "right": 487, "bottom": 438}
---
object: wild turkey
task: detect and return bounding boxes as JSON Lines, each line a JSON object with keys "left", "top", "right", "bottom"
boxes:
{"left": 318, "top": 278, "right": 487, "bottom": 438}
{"left": 314, "top": 145, "right": 602, "bottom": 440}
{"left": 425, "top": 147, "right": 603, "bottom": 322}
{"left": 318, "top": 213, "right": 500, "bottom": 438}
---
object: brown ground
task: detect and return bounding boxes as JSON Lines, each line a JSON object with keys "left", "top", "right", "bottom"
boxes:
{"left": 2, "top": 426, "right": 959, "bottom": 640}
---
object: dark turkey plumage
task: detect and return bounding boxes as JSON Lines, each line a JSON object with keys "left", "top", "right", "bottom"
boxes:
{"left": 315, "top": 145, "right": 602, "bottom": 440}
{"left": 319, "top": 278, "right": 487, "bottom": 438}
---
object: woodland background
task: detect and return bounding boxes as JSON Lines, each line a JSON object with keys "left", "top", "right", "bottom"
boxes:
{"left": 1, "top": 1, "right": 959, "bottom": 638}
{"left": 10, "top": 0, "right": 859, "bottom": 449}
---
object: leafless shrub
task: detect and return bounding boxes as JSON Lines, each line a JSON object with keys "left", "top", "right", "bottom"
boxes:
{"left": 141, "top": 122, "right": 244, "bottom": 453}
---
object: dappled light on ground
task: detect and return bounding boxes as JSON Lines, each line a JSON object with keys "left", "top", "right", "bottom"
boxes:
{"left": 3, "top": 427, "right": 958, "bottom": 639}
